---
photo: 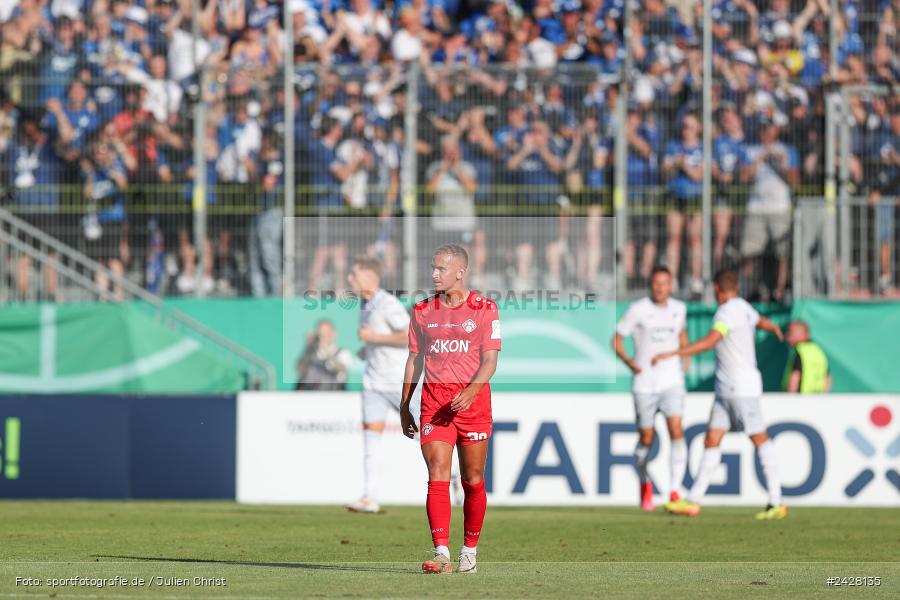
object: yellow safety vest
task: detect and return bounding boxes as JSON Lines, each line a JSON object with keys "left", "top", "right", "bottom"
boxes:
{"left": 783, "top": 341, "right": 829, "bottom": 393}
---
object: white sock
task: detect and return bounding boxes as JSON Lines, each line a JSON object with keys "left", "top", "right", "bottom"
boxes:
{"left": 757, "top": 440, "right": 783, "bottom": 506}
{"left": 435, "top": 545, "right": 450, "bottom": 559}
{"left": 634, "top": 444, "right": 651, "bottom": 484}
{"left": 460, "top": 545, "right": 477, "bottom": 555}
{"left": 687, "top": 447, "right": 722, "bottom": 504}
{"left": 363, "top": 429, "right": 381, "bottom": 500}
{"left": 670, "top": 438, "right": 688, "bottom": 496}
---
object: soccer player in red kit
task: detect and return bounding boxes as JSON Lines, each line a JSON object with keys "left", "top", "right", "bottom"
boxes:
{"left": 400, "top": 244, "right": 501, "bottom": 575}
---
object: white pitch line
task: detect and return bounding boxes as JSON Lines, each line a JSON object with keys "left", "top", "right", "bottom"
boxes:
{"left": 0, "top": 594, "right": 279, "bottom": 600}
{"left": 0, "top": 338, "right": 200, "bottom": 392}
{"left": 1, "top": 560, "right": 897, "bottom": 564}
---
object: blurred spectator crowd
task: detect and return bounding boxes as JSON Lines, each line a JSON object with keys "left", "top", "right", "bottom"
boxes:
{"left": 0, "top": 0, "right": 897, "bottom": 299}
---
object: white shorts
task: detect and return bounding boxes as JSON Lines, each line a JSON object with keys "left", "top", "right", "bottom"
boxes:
{"left": 362, "top": 389, "right": 402, "bottom": 424}
{"left": 709, "top": 395, "right": 767, "bottom": 435}
{"left": 633, "top": 386, "right": 685, "bottom": 430}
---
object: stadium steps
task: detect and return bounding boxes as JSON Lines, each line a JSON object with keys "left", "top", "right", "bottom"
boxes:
{"left": 0, "top": 207, "right": 276, "bottom": 390}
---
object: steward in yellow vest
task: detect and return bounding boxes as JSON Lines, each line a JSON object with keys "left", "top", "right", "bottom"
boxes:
{"left": 783, "top": 321, "right": 831, "bottom": 393}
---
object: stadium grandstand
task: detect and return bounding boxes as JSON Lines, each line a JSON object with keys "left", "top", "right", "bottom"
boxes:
{"left": 0, "top": 0, "right": 896, "bottom": 301}
{"left": 0, "top": 2, "right": 898, "bottom": 597}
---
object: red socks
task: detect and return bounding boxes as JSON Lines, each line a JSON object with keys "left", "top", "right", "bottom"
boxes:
{"left": 426, "top": 479, "right": 487, "bottom": 549}
{"left": 426, "top": 480, "right": 451, "bottom": 547}
{"left": 462, "top": 479, "right": 486, "bottom": 548}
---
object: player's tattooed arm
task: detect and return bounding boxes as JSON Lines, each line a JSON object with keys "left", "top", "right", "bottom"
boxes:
{"left": 450, "top": 350, "right": 499, "bottom": 413}
{"left": 756, "top": 317, "right": 784, "bottom": 342}
{"left": 652, "top": 330, "right": 723, "bottom": 365}
{"left": 679, "top": 329, "right": 692, "bottom": 372}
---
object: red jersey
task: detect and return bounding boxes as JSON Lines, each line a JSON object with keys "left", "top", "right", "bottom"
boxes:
{"left": 409, "top": 291, "right": 501, "bottom": 424}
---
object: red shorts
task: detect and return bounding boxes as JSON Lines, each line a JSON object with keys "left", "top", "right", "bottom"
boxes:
{"left": 419, "top": 414, "right": 492, "bottom": 447}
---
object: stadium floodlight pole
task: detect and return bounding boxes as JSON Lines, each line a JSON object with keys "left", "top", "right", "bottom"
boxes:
{"left": 838, "top": 88, "right": 851, "bottom": 296}
{"left": 824, "top": 93, "right": 837, "bottom": 297}
{"left": 700, "top": 0, "right": 713, "bottom": 304}
{"left": 828, "top": 0, "right": 838, "bottom": 83}
{"left": 283, "top": 1, "right": 296, "bottom": 299}
{"left": 825, "top": 0, "right": 839, "bottom": 201}
{"left": 613, "top": 0, "right": 633, "bottom": 299}
{"left": 792, "top": 208, "right": 801, "bottom": 297}
{"left": 823, "top": 0, "right": 838, "bottom": 297}
{"left": 191, "top": 0, "right": 207, "bottom": 298}
{"left": 401, "top": 61, "right": 420, "bottom": 294}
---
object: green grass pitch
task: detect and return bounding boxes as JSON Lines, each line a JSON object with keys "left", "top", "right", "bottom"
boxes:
{"left": 1, "top": 501, "right": 897, "bottom": 599}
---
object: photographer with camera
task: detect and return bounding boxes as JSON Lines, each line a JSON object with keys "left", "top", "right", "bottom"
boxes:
{"left": 295, "top": 319, "right": 353, "bottom": 391}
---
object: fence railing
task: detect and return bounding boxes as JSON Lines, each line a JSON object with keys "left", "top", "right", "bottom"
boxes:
{"left": 0, "top": 206, "right": 277, "bottom": 389}
{"left": 0, "top": 50, "right": 897, "bottom": 301}
{"left": 794, "top": 196, "right": 899, "bottom": 299}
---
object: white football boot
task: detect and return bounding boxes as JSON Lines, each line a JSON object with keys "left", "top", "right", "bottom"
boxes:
{"left": 345, "top": 498, "right": 380, "bottom": 513}
{"left": 457, "top": 552, "right": 477, "bottom": 574}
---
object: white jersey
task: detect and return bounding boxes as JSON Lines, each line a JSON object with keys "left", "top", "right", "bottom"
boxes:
{"left": 711, "top": 297, "right": 763, "bottom": 398}
{"left": 360, "top": 289, "right": 409, "bottom": 392}
{"left": 616, "top": 297, "right": 687, "bottom": 394}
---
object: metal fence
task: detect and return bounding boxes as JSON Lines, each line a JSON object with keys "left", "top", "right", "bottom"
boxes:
{"left": 795, "top": 195, "right": 899, "bottom": 300}
{"left": 834, "top": 86, "right": 900, "bottom": 297}
{"left": 287, "top": 214, "right": 617, "bottom": 300}
{"left": 0, "top": 3, "right": 898, "bottom": 302}
{"left": 0, "top": 206, "right": 276, "bottom": 389}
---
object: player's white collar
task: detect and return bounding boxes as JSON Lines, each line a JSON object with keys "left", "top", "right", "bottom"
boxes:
{"left": 649, "top": 296, "right": 671, "bottom": 309}
{"left": 366, "top": 288, "right": 386, "bottom": 302}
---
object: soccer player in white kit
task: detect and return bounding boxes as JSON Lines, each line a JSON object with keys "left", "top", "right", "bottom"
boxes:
{"left": 652, "top": 270, "right": 788, "bottom": 520}
{"left": 345, "top": 256, "right": 411, "bottom": 513}
{"left": 613, "top": 266, "right": 690, "bottom": 511}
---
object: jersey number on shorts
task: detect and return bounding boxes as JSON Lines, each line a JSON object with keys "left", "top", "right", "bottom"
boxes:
{"left": 467, "top": 432, "right": 488, "bottom": 441}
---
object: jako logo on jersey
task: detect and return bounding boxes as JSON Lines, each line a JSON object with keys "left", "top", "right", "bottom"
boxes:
{"left": 422, "top": 423, "right": 433, "bottom": 436}
{"left": 430, "top": 340, "right": 470, "bottom": 353}
{"left": 844, "top": 405, "right": 900, "bottom": 497}
{"left": 650, "top": 326, "right": 676, "bottom": 342}
{"left": 462, "top": 319, "right": 477, "bottom": 333}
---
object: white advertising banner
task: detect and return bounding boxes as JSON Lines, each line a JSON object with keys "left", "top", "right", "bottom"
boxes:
{"left": 237, "top": 392, "right": 900, "bottom": 507}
